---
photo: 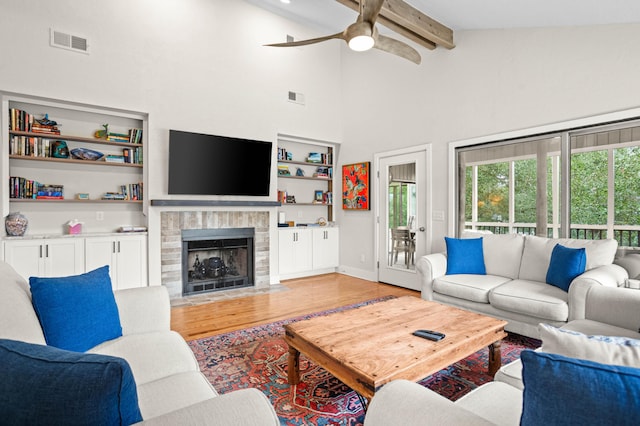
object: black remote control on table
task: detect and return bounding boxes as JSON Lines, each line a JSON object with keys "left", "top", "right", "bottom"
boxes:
{"left": 412, "top": 329, "right": 445, "bottom": 341}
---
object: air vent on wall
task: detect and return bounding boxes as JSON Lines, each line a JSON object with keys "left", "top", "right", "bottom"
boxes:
{"left": 288, "top": 91, "right": 305, "bottom": 106}
{"left": 50, "top": 28, "right": 90, "bottom": 54}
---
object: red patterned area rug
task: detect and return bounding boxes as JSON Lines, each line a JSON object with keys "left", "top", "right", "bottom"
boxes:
{"left": 188, "top": 297, "right": 540, "bottom": 426}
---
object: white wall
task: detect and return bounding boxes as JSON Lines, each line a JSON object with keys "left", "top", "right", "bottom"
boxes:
{"left": 338, "top": 24, "right": 640, "bottom": 279}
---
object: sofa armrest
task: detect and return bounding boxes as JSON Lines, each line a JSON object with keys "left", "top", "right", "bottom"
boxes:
{"left": 364, "top": 380, "right": 493, "bottom": 426}
{"left": 137, "top": 388, "right": 279, "bottom": 426}
{"left": 568, "top": 264, "right": 628, "bottom": 321}
{"left": 416, "top": 253, "right": 447, "bottom": 301}
{"left": 580, "top": 285, "right": 640, "bottom": 332}
{"left": 114, "top": 286, "right": 171, "bottom": 335}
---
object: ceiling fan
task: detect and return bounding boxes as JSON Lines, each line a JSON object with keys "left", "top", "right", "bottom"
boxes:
{"left": 265, "top": 0, "right": 421, "bottom": 64}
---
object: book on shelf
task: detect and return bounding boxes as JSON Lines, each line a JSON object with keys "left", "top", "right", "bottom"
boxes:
{"left": 105, "top": 155, "right": 125, "bottom": 163}
{"left": 9, "top": 177, "right": 37, "bottom": 199}
{"left": 277, "top": 147, "right": 292, "bottom": 161}
{"left": 128, "top": 128, "right": 143, "bottom": 144}
{"left": 277, "top": 164, "right": 291, "bottom": 176}
{"left": 101, "top": 182, "right": 143, "bottom": 201}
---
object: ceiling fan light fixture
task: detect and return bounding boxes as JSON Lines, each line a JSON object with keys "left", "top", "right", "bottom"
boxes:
{"left": 348, "top": 35, "right": 374, "bottom": 51}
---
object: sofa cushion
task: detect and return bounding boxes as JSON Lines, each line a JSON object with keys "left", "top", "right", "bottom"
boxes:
{"left": 137, "top": 371, "right": 217, "bottom": 420}
{"left": 463, "top": 232, "right": 524, "bottom": 279}
{"left": 520, "top": 350, "right": 640, "bottom": 426}
{"left": 456, "top": 381, "right": 523, "bottom": 426}
{"left": 89, "top": 331, "right": 200, "bottom": 385}
{"left": 445, "top": 237, "right": 486, "bottom": 275}
{"left": 519, "top": 236, "right": 617, "bottom": 282}
{"left": 489, "top": 279, "right": 569, "bottom": 322}
{"left": 0, "top": 338, "right": 142, "bottom": 426}
{"left": 29, "top": 265, "right": 122, "bottom": 352}
{"left": 0, "top": 261, "right": 46, "bottom": 344}
{"left": 434, "top": 274, "right": 511, "bottom": 303}
{"left": 545, "top": 244, "right": 586, "bottom": 291}
{"left": 539, "top": 323, "right": 640, "bottom": 367}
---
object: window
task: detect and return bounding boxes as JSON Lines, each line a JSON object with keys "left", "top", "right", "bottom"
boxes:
{"left": 456, "top": 120, "right": 640, "bottom": 248}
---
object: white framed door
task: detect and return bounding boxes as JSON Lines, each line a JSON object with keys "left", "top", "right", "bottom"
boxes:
{"left": 375, "top": 145, "right": 431, "bottom": 290}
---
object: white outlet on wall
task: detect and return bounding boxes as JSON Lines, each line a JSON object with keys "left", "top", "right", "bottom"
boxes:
{"left": 96, "top": 211, "right": 104, "bottom": 221}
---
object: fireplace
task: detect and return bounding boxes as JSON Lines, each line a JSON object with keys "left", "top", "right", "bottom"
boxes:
{"left": 182, "top": 228, "right": 254, "bottom": 296}
{"left": 160, "top": 211, "right": 270, "bottom": 299}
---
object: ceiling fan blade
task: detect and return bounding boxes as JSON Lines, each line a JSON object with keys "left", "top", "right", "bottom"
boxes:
{"left": 362, "top": 0, "right": 385, "bottom": 25}
{"left": 265, "top": 32, "right": 345, "bottom": 48}
{"left": 374, "top": 34, "right": 422, "bottom": 64}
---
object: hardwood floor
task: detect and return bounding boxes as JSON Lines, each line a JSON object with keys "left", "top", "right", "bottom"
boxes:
{"left": 171, "top": 273, "right": 420, "bottom": 340}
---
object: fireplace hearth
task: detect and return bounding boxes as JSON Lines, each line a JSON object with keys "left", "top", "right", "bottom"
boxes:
{"left": 182, "top": 228, "right": 254, "bottom": 296}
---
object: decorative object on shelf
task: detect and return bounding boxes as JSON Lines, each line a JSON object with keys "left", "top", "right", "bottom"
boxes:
{"left": 51, "top": 140, "right": 70, "bottom": 158}
{"left": 75, "top": 193, "right": 90, "bottom": 200}
{"left": 342, "top": 162, "right": 370, "bottom": 210}
{"left": 66, "top": 219, "right": 83, "bottom": 235}
{"left": 70, "top": 147, "right": 104, "bottom": 161}
{"left": 94, "top": 124, "right": 109, "bottom": 139}
{"left": 296, "top": 167, "right": 305, "bottom": 177}
{"left": 317, "top": 217, "right": 327, "bottom": 226}
{"left": 286, "top": 195, "right": 296, "bottom": 204}
{"left": 5, "top": 212, "right": 28, "bottom": 236}
{"left": 314, "top": 190, "right": 324, "bottom": 203}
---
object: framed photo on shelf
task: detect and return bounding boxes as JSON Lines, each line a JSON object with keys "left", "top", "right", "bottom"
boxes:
{"left": 342, "top": 162, "right": 370, "bottom": 210}
{"left": 314, "top": 190, "right": 324, "bottom": 202}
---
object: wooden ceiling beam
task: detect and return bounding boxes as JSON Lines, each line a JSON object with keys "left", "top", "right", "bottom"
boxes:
{"left": 335, "top": 0, "right": 455, "bottom": 50}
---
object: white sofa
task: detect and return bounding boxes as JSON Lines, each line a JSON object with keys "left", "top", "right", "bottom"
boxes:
{"left": 417, "top": 232, "right": 627, "bottom": 338}
{"left": 0, "top": 261, "right": 278, "bottom": 425}
{"left": 364, "top": 284, "right": 640, "bottom": 425}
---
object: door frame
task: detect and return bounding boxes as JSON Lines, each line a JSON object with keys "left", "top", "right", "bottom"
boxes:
{"left": 374, "top": 144, "right": 433, "bottom": 286}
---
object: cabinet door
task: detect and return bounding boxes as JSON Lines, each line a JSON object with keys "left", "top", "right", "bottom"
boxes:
{"left": 115, "top": 235, "right": 147, "bottom": 290}
{"left": 3, "top": 239, "right": 45, "bottom": 280}
{"left": 278, "top": 228, "right": 312, "bottom": 275}
{"left": 44, "top": 238, "right": 84, "bottom": 277}
{"left": 312, "top": 228, "right": 339, "bottom": 269}
{"left": 85, "top": 235, "right": 147, "bottom": 290}
{"left": 85, "top": 236, "right": 117, "bottom": 287}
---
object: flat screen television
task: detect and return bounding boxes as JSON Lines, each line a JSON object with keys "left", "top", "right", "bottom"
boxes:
{"left": 168, "top": 130, "right": 272, "bottom": 196}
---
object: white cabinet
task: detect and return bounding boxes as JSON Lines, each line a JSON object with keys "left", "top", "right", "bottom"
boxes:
{"left": 85, "top": 234, "right": 147, "bottom": 290}
{"left": 4, "top": 238, "right": 84, "bottom": 280}
{"left": 279, "top": 227, "right": 339, "bottom": 278}
{"left": 312, "top": 227, "right": 339, "bottom": 270}
{"left": 278, "top": 228, "right": 312, "bottom": 276}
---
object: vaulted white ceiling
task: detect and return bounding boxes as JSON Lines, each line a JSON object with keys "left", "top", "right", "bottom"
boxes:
{"left": 248, "top": 0, "right": 640, "bottom": 33}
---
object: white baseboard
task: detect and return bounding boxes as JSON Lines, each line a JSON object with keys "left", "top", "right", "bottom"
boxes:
{"left": 337, "top": 265, "right": 377, "bottom": 282}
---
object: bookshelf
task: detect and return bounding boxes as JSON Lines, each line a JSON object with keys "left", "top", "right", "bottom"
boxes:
{"left": 1, "top": 92, "right": 148, "bottom": 234}
{"left": 276, "top": 138, "right": 335, "bottom": 223}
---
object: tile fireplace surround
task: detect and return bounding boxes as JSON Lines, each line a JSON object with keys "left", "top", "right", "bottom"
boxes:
{"left": 160, "top": 211, "right": 270, "bottom": 299}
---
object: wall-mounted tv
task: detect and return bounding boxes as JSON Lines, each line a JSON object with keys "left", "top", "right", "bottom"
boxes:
{"left": 168, "top": 130, "right": 272, "bottom": 196}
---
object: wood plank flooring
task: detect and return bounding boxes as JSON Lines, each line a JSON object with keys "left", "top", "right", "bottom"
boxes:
{"left": 171, "top": 273, "right": 419, "bottom": 341}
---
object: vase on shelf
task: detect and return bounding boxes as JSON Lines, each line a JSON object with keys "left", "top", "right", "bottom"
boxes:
{"left": 5, "top": 212, "right": 28, "bottom": 236}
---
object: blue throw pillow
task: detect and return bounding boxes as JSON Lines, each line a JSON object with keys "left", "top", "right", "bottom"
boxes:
{"left": 30, "top": 265, "right": 122, "bottom": 352}
{"left": 444, "top": 237, "right": 486, "bottom": 275}
{"left": 521, "top": 350, "right": 640, "bottom": 426}
{"left": 546, "top": 243, "right": 586, "bottom": 291}
{"left": 0, "top": 338, "right": 142, "bottom": 425}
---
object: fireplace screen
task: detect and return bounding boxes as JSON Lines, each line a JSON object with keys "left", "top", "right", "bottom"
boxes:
{"left": 182, "top": 228, "right": 254, "bottom": 296}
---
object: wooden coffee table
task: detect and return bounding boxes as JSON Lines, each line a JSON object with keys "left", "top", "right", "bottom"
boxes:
{"left": 284, "top": 296, "right": 507, "bottom": 402}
